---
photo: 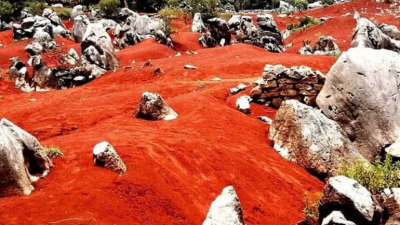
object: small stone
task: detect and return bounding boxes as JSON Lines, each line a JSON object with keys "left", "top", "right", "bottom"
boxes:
{"left": 258, "top": 116, "right": 273, "bottom": 124}
{"left": 184, "top": 65, "right": 197, "bottom": 70}
{"left": 271, "top": 98, "right": 283, "bottom": 107}
{"left": 295, "top": 84, "right": 312, "bottom": 90}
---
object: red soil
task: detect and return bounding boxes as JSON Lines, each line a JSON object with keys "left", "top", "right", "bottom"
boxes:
{"left": 0, "top": 1, "right": 394, "bottom": 224}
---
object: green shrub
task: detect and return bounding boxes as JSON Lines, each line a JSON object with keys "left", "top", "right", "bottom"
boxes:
{"left": 0, "top": 1, "right": 14, "bottom": 22}
{"left": 99, "top": 0, "right": 120, "bottom": 17}
{"left": 339, "top": 155, "right": 400, "bottom": 195}
{"left": 294, "top": 0, "right": 308, "bottom": 11}
{"left": 55, "top": 8, "right": 72, "bottom": 20}
{"left": 287, "top": 16, "right": 320, "bottom": 31}
{"left": 43, "top": 145, "right": 63, "bottom": 158}
{"left": 322, "top": 0, "right": 334, "bottom": 5}
{"left": 24, "top": 0, "right": 46, "bottom": 16}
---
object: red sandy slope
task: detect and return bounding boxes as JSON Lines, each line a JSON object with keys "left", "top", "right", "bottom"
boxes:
{"left": 0, "top": 1, "right": 394, "bottom": 224}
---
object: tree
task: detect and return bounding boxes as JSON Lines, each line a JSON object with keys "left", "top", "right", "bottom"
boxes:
{"left": 0, "top": 1, "right": 14, "bottom": 22}
{"left": 99, "top": 0, "right": 120, "bottom": 17}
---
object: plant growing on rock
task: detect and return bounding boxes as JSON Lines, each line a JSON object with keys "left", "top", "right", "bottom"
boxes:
{"left": 339, "top": 155, "right": 400, "bottom": 195}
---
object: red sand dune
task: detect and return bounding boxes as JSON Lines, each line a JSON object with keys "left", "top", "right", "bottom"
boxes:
{"left": 0, "top": 1, "right": 397, "bottom": 224}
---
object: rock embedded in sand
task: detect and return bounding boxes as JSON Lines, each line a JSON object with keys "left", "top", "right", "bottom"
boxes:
{"left": 269, "top": 100, "right": 363, "bottom": 177}
{"left": 134, "top": 92, "right": 178, "bottom": 121}
{"left": 203, "top": 186, "right": 245, "bottom": 225}
{"left": 317, "top": 47, "right": 400, "bottom": 161}
{"left": 93, "top": 141, "right": 126, "bottom": 174}
{"left": 319, "top": 176, "right": 377, "bottom": 225}
{"left": 0, "top": 118, "right": 53, "bottom": 197}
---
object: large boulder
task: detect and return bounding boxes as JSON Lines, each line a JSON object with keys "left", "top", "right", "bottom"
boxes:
{"left": 316, "top": 48, "right": 400, "bottom": 161}
{"left": 203, "top": 186, "right": 245, "bottom": 225}
{"left": 269, "top": 100, "right": 363, "bottom": 178}
{"left": 134, "top": 92, "right": 178, "bottom": 121}
{"left": 29, "top": 55, "right": 60, "bottom": 90}
{"left": 319, "top": 176, "right": 379, "bottom": 224}
{"left": 73, "top": 15, "right": 90, "bottom": 43}
{"left": 81, "top": 23, "right": 120, "bottom": 71}
{"left": 0, "top": 118, "right": 53, "bottom": 197}
{"left": 351, "top": 18, "right": 400, "bottom": 52}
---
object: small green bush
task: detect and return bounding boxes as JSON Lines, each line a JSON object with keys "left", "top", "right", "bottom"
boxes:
{"left": 0, "top": 1, "right": 14, "bottom": 22}
{"left": 322, "top": 0, "right": 334, "bottom": 5}
{"left": 339, "top": 155, "right": 400, "bottom": 195}
{"left": 287, "top": 16, "right": 320, "bottom": 31}
{"left": 55, "top": 8, "right": 72, "bottom": 20}
{"left": 43, "top": 145, "right": 63, "bottom": 158}
{"left": 99, "top": 0, "right": 120, "bottom": 17}
{"left": 294, "top": 0, "right": 308, "bottom": 11}
{"left": 24, "top": 0, "right": 46, "bottom": 16}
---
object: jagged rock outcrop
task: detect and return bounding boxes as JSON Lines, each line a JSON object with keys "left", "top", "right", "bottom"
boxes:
{"left": 316, "top": 47, "right": 400, "bottom": 161}
{"left": 73, "top": 15, "right": 90, "bottom": 43}
{"left": 250, "top": 64, "right": 325, "bottom": 107}
{"left": 319, "top": 176, "right": 379, "bottom": 225}
{"left": 203, "top": 186, "right": 245, "bottom": 225}
{"left": 298, "top": 36, "right": 340, "bottom": 56}
{"left": 378, "top": 23, "right": 400, "bottom": 40}
{"left": 93, "top": 141, "right": 126, "bottom": 174}
{"left": 82, "top": 23, "right": 120, "bottom": 71}
{"left": 200, "top": 18, "right": 231, "bottom": 47}
{"left": 0, "top": 118, "right": 53, "bottom": 197}
{"left": 269, "top": 100, "right": 363, "bottom": 177}
{"left": 351, "top": 18, "right": 400, "bottom": 52}
{"left": 134, "top": 92, "right": 178, "bottom": 121}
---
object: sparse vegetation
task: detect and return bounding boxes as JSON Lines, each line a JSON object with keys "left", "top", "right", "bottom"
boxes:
{"left": 24, "top": 0, "right": 46, "bottom": 16}
{"left": 339, "top": 155, "right": 400, "bottom": 195}
{"left": 43, "top": 145, "right": 63, "bottom": 158}
{"left": 99, "top": 0, "right": 120, "bottom": 17}
{"left": 328, "top": 51, "right": 341, "bottom": 58}
{"left": 159, "top": 7, "right": 191, "bottom": 34}
{"left": 287, "top": 16, "right": 321, "bottom": 31}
